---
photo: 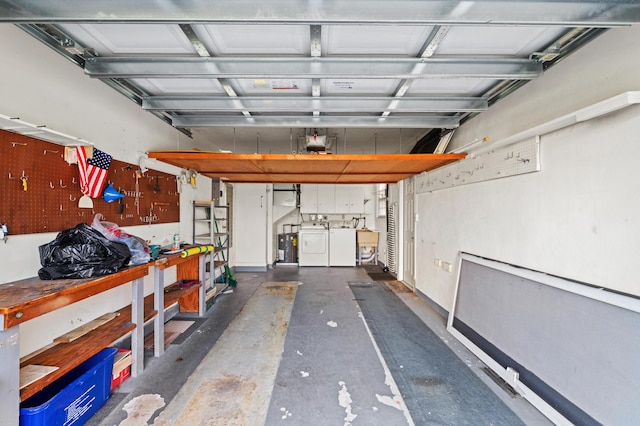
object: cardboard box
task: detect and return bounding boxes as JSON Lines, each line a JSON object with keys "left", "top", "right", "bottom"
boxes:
{"left": 111, "top": 349, "right": 132, "bottom": 390}
{"left": 111, "top": 365, "right": 130, "bottom": 389}
{"left": 357, "top": 230, "right": 379, "bottom": 246}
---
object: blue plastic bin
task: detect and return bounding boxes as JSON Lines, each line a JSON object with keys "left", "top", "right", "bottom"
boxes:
{"left": 20, "top": 347, "right": 118, "bottom": 426}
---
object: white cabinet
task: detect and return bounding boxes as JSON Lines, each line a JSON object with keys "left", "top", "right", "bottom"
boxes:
{"left": 317, "top": 185, "right": 335, "bottom": 213}
{"left": 300, "top": 184, "right": 318, "bottom": 213}
{"left": 334, "top": 185, "right": 364, "bottom": 214}
{"left": 301, "top": 184, "right": 364, "bottom": 214}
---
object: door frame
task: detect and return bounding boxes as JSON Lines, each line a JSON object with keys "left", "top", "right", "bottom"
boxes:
{"left": 401, "top": 177, "right": 416, "bottom": 291}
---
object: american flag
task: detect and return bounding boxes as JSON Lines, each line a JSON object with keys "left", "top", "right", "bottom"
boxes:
{"left": 76, "top": 146, "right": 112, "bottom": 198}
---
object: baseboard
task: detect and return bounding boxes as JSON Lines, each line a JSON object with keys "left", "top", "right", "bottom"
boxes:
{"left": 414, "top": 287, "right": 449, "bottom": 319}
{"left": 234, "top": 265, "right": 268, "bottom": 272}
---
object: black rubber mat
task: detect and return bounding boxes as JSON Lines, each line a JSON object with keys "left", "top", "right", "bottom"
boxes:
{"left": 362, "top": 265, "right": 395, "bottom": 281}
{"left": 367, "top": 272, "right": 395, "bottom": 281}
{"left": 350, "top": 281, "right": 525, "bottom": 426}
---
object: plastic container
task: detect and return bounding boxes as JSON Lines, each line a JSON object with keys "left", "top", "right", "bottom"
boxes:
{"left": 20, "top": 348, "right": 117, "bottom": 426}
{"left": 149, "top": 244, "right": 161, "bottom": 260}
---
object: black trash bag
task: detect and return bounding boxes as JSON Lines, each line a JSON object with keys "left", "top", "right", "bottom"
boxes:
{"left": 38, "top": 223, "right": 131, "bottom": 280}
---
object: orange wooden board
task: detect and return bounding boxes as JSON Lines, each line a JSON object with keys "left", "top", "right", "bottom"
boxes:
{"left": 147, "top": 151, "right": 466, "bottom": 184}
{"left": 0, "top": 264, "right": 148, "bottom": 329}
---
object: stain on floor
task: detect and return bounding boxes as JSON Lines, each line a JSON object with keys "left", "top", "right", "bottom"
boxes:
{"left": 155, "top": 281, "right": 297, "bottom": 425}
{"left": 383, "top": 280, "right": 413, "bottom": 293}
{"left": 175, "top": 375, "right": 258, "bottom": 426}
{"left": 119, "top": 394, "right": 166, "bottom": 426}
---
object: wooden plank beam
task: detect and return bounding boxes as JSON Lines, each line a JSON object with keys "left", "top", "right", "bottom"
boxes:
{"left": 147, "top": 151, "right": 466, "bottom": 184}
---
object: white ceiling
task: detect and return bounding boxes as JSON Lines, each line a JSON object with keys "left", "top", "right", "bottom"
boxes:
{"left": 1, "top": 1, "right": 638, "bottom": 154}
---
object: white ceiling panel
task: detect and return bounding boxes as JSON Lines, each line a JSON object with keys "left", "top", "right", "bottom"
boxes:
{"left": 322, "top": 79, "right": 400, "bottom": 95}
{"left": 131, "top": 78, "right": 226, "bottom": 95}
{"left": 408, "top": 79, "right": 498, "bottom": 96}
{"left": 59, "top": 23, "right": 195, "bottom": 55}
{"left": 193, "top": 24, "right": 310, "bottom": 56}
{"left": 323, "top": 25, "right": 434, "bottom": 56}
{"left": 234, "top": 79, "right": 312, "bottom": 95}
{"left": 438, "top": 26, "right": 567, "bottom": 56}
{"left": 12, "top": 2, "right": 626, "bottom": 153}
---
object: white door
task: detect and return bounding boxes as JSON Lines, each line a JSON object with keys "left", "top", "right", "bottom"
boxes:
{"left": 403, "top": 178, "right": 415, "bottom": 289}
{"left": 233, "top": 184, "right": 268, "bottom": 269}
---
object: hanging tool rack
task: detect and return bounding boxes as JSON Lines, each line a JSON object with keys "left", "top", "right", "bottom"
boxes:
{"left": 0, "top": 129, "right": 180, "bottom": 235}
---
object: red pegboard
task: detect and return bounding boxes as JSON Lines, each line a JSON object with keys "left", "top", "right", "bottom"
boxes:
{"left": 0, "top": 129, "right": 180, "bottom": 235}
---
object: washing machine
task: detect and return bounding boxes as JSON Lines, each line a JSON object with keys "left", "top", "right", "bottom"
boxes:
{"left": 329, "top": 228, "right": 356, "bottom": 266}
{"left": 298, "top": 225, "right": 329, "bottom": 266}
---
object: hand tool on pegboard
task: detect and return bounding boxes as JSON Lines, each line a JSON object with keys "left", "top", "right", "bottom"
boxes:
{"left": 134, "top": 169, "right": 142, "bottom": 214}
{"left": 20, "top": 172, "right": 28, "bottom": 191}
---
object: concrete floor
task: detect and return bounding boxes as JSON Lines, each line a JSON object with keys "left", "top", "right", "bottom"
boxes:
{"left": 89, "top": 266, "right": 551, "bottom": 425}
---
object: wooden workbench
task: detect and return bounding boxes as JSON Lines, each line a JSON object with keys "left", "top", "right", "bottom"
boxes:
{"left": 0, "top": 249, "right": 206, "bottom": 424}
{"left": 0, "top": 263, "right": 148, "bottom": 425}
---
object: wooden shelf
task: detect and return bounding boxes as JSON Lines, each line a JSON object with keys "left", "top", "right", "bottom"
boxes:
{"left": 2, "top": 249, "right": 212, "bottom": 422}
{"left": 0, "top": 264, "right": 148, "bottom": 330}
{"left": 155, "top": 253, "right": 187, "bottom": 270}
{"left": 148, "top": 151, "right": 467, "bottom": 184}
{"left": 20, "top": 316, "right": 134, "bottom": 401}
{"left": 20, "top": 279, "right": 203, "bottom": 400}
{"left": 161, "top": 282, "right": 202, "bottom": 313}
{"left": 194, "top": 233, "right": 212, "bottom": 239}
{"left": 205, "top": 260, "right": 228, "bottom": 273}
{"left": 19, "top": 285, "right": 159, "bottom": 402}
{"left": 0, "top": 264, "right": 148, "bottom": 403}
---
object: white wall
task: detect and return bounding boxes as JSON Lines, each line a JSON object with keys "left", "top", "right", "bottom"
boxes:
{"left": 0, "top": 24, "right": 213, "bottom": 356}
{"left": 450, "top": 27, "right": 640, "bottom": 151}
{"left": 413, "top": 25, "right": 640, "bottom": 311}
